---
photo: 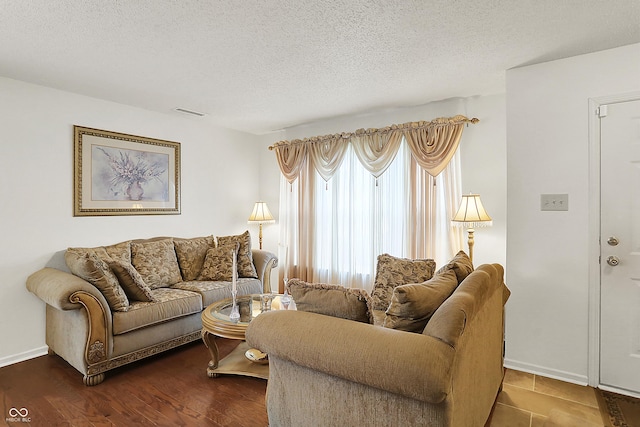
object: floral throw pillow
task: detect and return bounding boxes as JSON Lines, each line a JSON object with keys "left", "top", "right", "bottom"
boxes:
{"left": 109, "top": 260, "right": 155, "bottom": 302}
{"left": 102, "top": 241, "right": 132, "bottom": 264}
{"left": 174, "top": 235, "right": 215, "bottom": 281}
{"left": 198, "top": 243, "right": 238, "bottom": 281}
{"left": 216, "top": 230, "right": 258, "bottom": 279}
{"left": 65, "top": 249, "right": 129, "bottom": 312}
{"left": 85, "top": 241, "right": 132, "bottom": 265}
{"left": 131, "top": 239, "right": 182, "bottom": 289}
{"left": 370, "top": 253, "right": 436, "bottom": 311}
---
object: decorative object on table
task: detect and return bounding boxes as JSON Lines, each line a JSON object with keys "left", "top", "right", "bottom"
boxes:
{"left": 280, "top": 284, "right": 292, "bottom": 309}
{"left": 280, "top": 244, "right": 291, "bottom": 307}
{"left": 247, "top": 201, "right": 275, "bottom": 249}
{"left": 73, "top": 126, "right": 181, "bottom": 216}
{"left": 229, "top": 247, "right": 240, "bottom": 322}
{"left": 451, "top": 193, "right": 492, "bottom": 263}
{"left": 260, "top": 293, "right": 274, "bottom": 312}
{"left": 279, "top": 243, "right": 290, "bottom": 295}
{"left": 244, "top": 348, "right": 269, "bottom": 365}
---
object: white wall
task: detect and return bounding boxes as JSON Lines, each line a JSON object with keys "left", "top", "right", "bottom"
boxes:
{"left": 458, "top": 95, "right": 506, "bottom": 268}
{"left": 0, "top": 77, "right": 263, "bottom": 365}
{"left": 505, "top": 43, "right": 640, "bottom": 383}
{"left": 261, "top": 94, "right": 507, "bottom": 269}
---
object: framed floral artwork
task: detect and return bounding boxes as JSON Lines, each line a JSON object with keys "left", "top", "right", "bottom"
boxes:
{"left": 74, "top": 126, "right": 181, "bottom": 216}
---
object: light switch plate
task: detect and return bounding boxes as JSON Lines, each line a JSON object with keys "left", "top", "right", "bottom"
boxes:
{"left": 541, "top": 194, "right": 569, "bottom": 211}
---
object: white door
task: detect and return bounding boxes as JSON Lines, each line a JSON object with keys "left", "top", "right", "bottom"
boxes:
{"left": 600, "top": 98, "right": 640, "bottom": 394}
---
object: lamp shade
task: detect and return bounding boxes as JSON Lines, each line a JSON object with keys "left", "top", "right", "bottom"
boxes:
{"left": 248, "top": 201, "right": 275, "bottom": 223}
{"left": 452, "top": 194, "right": 492, "bottom": 227}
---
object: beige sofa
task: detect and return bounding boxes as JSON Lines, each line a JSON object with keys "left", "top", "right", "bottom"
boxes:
{"left": 247, "top": 262, "right": 509, "bottom": 427}
{"left": 27, "top": 232, "right": 277, "bottom": 386}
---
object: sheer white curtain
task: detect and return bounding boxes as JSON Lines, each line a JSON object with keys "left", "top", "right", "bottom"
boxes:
{"left": 279, "top": 139, "right": 462, "bottom": 293}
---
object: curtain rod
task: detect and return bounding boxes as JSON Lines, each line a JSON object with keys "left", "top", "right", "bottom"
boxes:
{"left": 268, "top": 115, "right": 479, "bottom": 150}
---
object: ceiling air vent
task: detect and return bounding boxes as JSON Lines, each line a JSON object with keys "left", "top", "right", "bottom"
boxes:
{"left": 174, "top": 107, "right": 206, "bottom": 117}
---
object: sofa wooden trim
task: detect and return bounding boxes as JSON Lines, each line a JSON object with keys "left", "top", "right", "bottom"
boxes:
{"left": 69, "top": 291, "right": 109, "bottom": 385}
{"left": 86, "top": 330, "right": 202, "bottom": 376}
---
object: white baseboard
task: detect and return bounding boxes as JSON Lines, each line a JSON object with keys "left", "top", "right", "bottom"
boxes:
{"left": 504, "top": 358, "right": 589, "bottom": 386}
{"left": 0, "top": 346, "right": 48, "bottom": 368}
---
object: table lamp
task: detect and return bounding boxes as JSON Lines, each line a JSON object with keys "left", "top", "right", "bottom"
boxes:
{"left": 248, "top": 201, "right": 275, "bottom": 249}
{"left": 452, "top": 194, "right": 492, "bottom": 263}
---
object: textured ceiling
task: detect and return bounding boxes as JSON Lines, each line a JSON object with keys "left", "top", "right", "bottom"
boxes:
{"left": 1, "top": 1, "right": 639, "bottom": 135}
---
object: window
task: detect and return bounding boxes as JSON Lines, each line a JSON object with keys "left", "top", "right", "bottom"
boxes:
{"left": 279, "top": 138, "right": 462, "bottom": 292}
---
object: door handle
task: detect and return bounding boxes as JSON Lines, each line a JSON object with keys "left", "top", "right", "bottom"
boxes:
{"left": 606, "top": 256, "right": 620, "bottom": 266}
{"left": 607, "top": 236, "right": 619, "bottom": 246}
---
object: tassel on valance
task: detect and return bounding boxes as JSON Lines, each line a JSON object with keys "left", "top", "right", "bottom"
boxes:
{"left": 269, "top": 115, "right": 478, "bottom": 183}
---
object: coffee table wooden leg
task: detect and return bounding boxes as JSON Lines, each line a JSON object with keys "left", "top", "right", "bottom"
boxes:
{"left": 201, "top": 330, "right": 220, "bottom": 378}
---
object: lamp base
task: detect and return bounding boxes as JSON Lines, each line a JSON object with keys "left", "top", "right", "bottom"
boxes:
{"left": 466, "top": 228, "right": 475, "bottom": 263}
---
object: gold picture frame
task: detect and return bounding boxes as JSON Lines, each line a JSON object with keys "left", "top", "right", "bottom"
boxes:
{"left": 74, "top": 126, "right": 181, "bottom": 216}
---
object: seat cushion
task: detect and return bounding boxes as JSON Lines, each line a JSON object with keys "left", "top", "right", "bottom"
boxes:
{"left": 370, "top": 254, "right": 436, "bottom": 311}
{"left": 112, "top": 288, "right": 202, "bottom": 335}
{"left": 173, "top": 278, "right": 262, "bottom": 307}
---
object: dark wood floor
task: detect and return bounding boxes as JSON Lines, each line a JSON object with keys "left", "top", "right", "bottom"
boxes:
{"left": 0, "top": 339, "right": 268, "bottom": 426}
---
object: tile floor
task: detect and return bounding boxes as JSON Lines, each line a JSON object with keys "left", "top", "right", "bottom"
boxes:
{"left": 488, "top": 369, "right": 605, "bottom": 426}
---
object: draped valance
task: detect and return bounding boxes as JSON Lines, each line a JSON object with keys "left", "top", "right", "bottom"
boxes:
{"left": 269, "top": 115, "right": 479, "bottom": 183}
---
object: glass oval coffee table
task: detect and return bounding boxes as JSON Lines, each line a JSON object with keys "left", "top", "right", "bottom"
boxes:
{"left": 201, "top": 293, "right": 294, "bottom": 379}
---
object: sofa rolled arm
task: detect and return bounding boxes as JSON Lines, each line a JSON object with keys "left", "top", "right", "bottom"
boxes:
{"left": 251, "top": 249, "right": 278, "bottom": 293}
{"left": 27, "top": 268, "right": 113, "bottom": 376}
{"left": 246, "top": 310, "right": 455, "bottom": 404}
{"left": 26, "top": 267, "right": 110, "bottom": 312}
